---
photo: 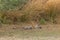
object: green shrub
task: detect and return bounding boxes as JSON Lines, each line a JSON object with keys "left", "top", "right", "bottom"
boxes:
{"left": 39, "top": 18, "right": 46, "bottom": 24}
{"left": 0, "top": 0, "right": 28, "bottom": 10}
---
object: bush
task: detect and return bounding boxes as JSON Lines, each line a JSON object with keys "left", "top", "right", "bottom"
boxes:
{"left": 0, "top": 0, "right": 28, "bottom": 10}
{"left": 39, "top": 18, "right": 46, "bottom": 24}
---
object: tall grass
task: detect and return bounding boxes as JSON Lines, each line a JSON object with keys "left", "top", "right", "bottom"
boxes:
{"left": 0, "top": 0, "right": 60, "bottom": 24}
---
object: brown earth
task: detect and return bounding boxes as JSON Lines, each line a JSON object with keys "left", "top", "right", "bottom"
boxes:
{"left": 0, "top": 24, "right": 60, "bottom": 40}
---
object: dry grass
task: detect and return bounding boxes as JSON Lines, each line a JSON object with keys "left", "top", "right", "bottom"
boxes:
{"left": 0, "top": 0, "right": 60, "bottom": 25}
